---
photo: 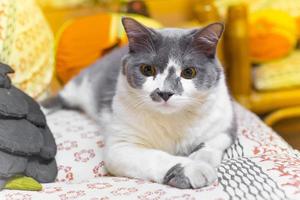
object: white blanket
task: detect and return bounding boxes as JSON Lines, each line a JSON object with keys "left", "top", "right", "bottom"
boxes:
{"left": 1, "top": 104, "right": 299, "bottom": 200}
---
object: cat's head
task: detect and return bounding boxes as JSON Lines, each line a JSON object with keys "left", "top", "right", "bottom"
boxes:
{"left": 121, "top": 17, "right": 224, "bottom": 114}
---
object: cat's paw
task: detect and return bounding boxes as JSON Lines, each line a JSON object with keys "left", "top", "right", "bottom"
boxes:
{"left": 189, "top": 149, "right": 223, "bottom": 167}
{"left": 163, "top": 161, "right": 217, "bottom": 189}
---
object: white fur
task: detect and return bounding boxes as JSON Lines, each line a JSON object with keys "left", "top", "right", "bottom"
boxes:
{"left": 103, "top": 61, "right": 233, "bottom": 188}
{"left": 60, "top": 77, "right": 97, "bottom": 118}
{"left": 143, "top": 58, "right": 181, "bottom": 94}
{"left": 59, "top": 57, "right": 234, "bottom": 189}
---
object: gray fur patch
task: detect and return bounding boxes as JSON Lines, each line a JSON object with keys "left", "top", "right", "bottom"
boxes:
{"left": 126, "top": 66, "right": 146, "bottom": 89}
{"left": 122, "top": 19, "right": 224, "bottom": 92}
{"left": 69, "top": 46, "right": 128, "bottom": 113}
{"left": 163, "top": 163, "right": 192, "bottom": 189}
{"left": 184, "top": 56, "right": 222, "bottom": 91}
{"left": 150, "top": 88, "right": 162, "bottom": 102}
{"left": 190, "top": 142, "right": 205, "bottom": 155}
{"left": 164, "top": 67, "right": 183, "bottom": 95}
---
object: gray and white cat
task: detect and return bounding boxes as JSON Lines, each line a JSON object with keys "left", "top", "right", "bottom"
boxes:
{"left": 44, "top": 17, "right": 236, "bottom": 189}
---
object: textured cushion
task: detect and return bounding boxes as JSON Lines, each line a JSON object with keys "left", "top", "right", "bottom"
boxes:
{"left": 254, "top": 50, "right": 300, "bottom": 90}
{"left": 0, "top": 0, "right": 54, "bottom": 98}
{"left": 1, "top": 104, "right": 299, "bottom": 199}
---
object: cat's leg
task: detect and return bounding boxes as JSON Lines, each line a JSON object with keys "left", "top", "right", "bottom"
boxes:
{"left": 104, "top": 142, "right": 217, "bottom": 189}
{"left": 189, "top": 133, "right": 232, "bottom": 167}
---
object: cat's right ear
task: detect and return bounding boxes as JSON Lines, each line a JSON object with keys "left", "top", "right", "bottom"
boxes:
{"left": 122, "top": 17, "right": 157, "bottom": 53}
{"left": 190, "top": 22, "right": 224, "bottom": 59}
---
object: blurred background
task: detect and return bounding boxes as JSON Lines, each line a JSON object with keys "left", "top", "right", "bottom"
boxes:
{"left": 1, "top": 0, "right": 300, "bottom": 148}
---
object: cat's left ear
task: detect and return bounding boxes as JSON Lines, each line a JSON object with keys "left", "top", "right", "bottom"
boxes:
{"left": 191, "top": 22, "right": 224, "bottom": 58}
{"left": 122, "top": 17, "right": 157, "bottom": 53}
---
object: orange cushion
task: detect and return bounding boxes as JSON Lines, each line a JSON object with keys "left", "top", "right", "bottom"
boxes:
{"left": 55, "top": 13, "right": 162, "bottom": 84}
{"left": 56, "top": 13, "right": 118, "bottom": 83}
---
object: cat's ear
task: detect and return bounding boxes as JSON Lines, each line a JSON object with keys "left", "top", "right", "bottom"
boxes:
{"left": 122, "top": 17, "right": 157, "bottom": 53}
{"left": 191, "top": 22, "right": 224, "bottom": 58}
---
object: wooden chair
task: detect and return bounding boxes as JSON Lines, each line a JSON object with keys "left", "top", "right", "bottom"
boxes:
{"left": 223, "top": 4, "right": 300, "bottom": 148}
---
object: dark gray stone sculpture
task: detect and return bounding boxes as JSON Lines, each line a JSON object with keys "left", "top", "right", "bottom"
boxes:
{"left": 0, "top": 63, "right": 57, "bottom": 186}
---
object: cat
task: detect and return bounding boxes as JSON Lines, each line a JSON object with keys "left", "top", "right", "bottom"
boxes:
{"left": 43, "top": 17, "right": 236, "bottom": 189}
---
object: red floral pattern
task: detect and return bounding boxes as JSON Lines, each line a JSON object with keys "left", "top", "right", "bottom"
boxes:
{"left": 259, "top": 154, "right": 300, "bottom": 195}
{"left": 137, "top": 189, "right": 166, "bottom": 200}
{"left": 5, "top": 193, "right": 32, "bottom": 200}
{"left": 110, "top": 187, "right": 138, "bottom": 196}
{"left": 165, "top": 194, "right": 196, "bottom": 200}
{"left": 56, "top": 165, "right": 74, "bottom": 182}
{"left": 74, "top": 149, "right": 95, "bottom": 162}
{"left": 93, "top": 161, "right": 106, "bottom": 177}
{"left": 57, "top": 140, "right": 78, "bottom": 151}
{"left": 59, "top": 190, "right": 85, "bottom": 200}
{"left": 42, "top": 187, "right": 63, "bottom": 194}
{"left": 87, "top": 183, "right": 113, "bottom": 190}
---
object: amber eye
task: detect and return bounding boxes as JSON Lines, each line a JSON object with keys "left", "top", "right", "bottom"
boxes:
{"left": 181, "top": 67, "right": 197, "bottom": 79}
{"left": 140, "top": 64, "right": 156, "bottom": 77}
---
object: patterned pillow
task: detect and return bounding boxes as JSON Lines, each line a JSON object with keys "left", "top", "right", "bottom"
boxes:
{"left": 254, "top": 50, "right": 300, "bottom": 90}
{"left": 0, "top": 0, "right": 54, "bottom": 98}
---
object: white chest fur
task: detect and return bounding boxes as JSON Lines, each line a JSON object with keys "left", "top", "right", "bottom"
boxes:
{"left": 106, "top": 75, "right": 233, "bottom": 156}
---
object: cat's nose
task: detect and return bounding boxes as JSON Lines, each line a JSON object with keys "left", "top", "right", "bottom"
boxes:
{"left": 157, "top": 91, "right": 174, "bottom": 102}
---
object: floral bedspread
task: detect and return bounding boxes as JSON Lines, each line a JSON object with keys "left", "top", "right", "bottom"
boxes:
{"left": 0, "top": 104, "right": 299, "bottom": 200}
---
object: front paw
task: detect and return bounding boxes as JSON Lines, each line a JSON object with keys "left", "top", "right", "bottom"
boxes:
{"left": 189, "top": 149, "right": 223, "bottom": 167}
{"left": 163, "top": 161, "right": 217, "bottom": 189}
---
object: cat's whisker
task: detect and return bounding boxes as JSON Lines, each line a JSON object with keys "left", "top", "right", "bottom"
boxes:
{"left": 131, "top": 98, "right": 147, "bottom": 110}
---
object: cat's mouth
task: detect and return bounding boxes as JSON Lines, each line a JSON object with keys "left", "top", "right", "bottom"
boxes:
{"left": 160, "top": 101, "right": 173, "bottom": 107}
{"left": 154, "top": 101, "right": 180, "bottom": 114}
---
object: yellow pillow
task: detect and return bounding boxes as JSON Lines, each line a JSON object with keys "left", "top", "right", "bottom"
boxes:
{"left": 0, "top": 0, "right": 54, "bottom": 98}
{"left": 254, "top": 50, "right": 300, "bottom": 91}
{"left": 216, "top": 0, "right": 300, "bottom": 40}
{"left": 249, "top": 9, "right": 297, "bottom": 62}
{"left": 37, "top": 0, "right": 91, "bottom": 9}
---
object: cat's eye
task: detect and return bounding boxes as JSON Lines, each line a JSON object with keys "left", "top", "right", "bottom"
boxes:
{"left": 181, "top": 67, "right": 197, "bottom": 79}
{"left": 140, "top": 64, "right": 156, "bottom": 77}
